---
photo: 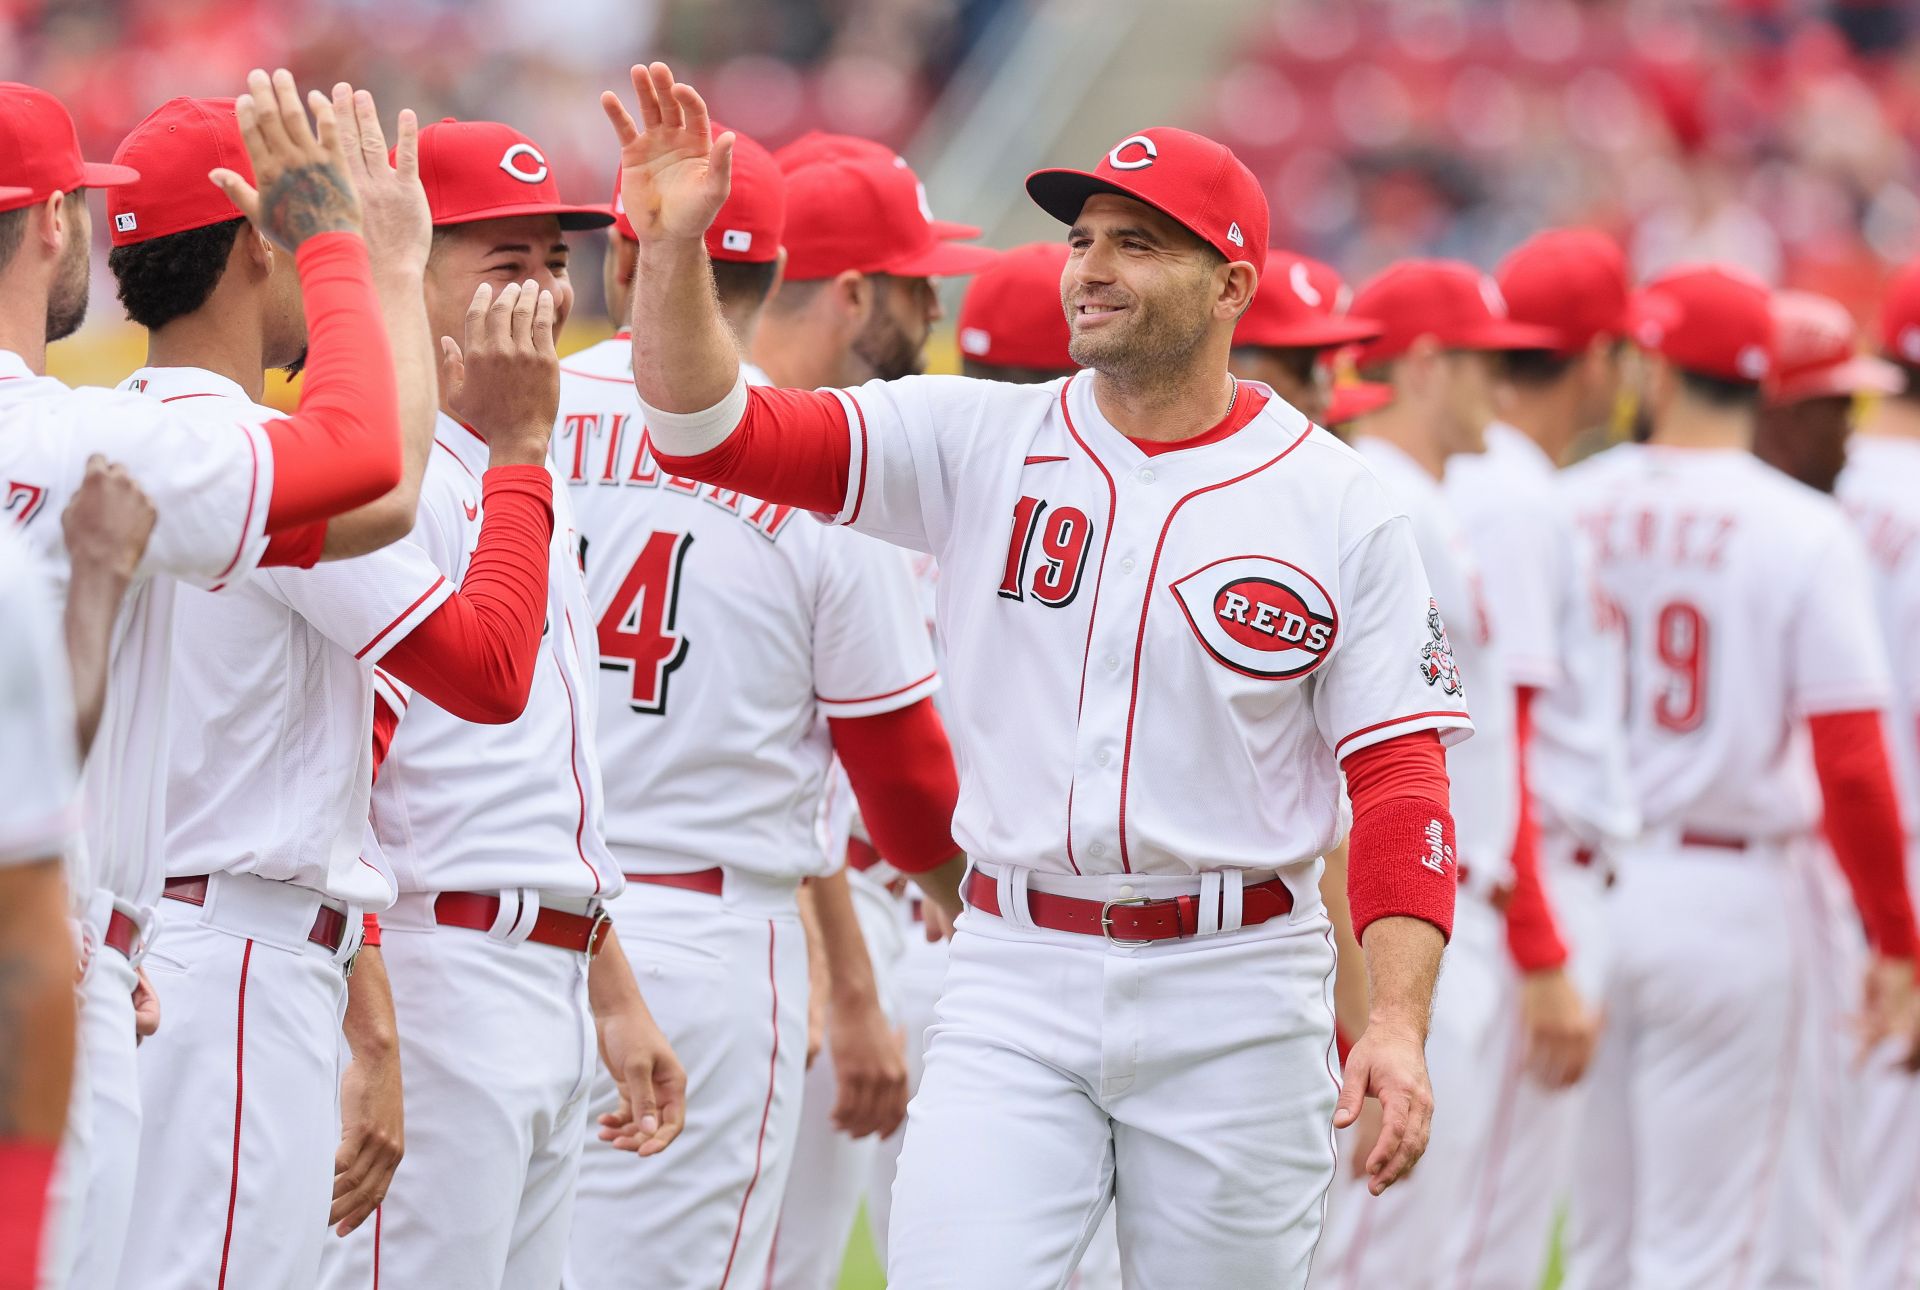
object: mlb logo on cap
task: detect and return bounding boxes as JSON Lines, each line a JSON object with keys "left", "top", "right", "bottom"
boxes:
{"left": 721, "top": 229, "right": 753, "bottom": 253}
{"left": 115, "top": 212, "right": 136, "bottom": 233}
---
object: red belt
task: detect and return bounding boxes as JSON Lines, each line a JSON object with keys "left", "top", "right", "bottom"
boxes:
{"left": 164, "top": 876, "right": 350, "bottom": 952}
{"left": 1680, "top": 831, "right": 1747, "bottom": 852}
{"left": 433, "top": 891, "right": 612, "bottom": 956}
{"left": 962, "top": 868, "right": 1293, "bottom": 945}
{"left": 623, "top": 868, "right": 725, "bottom": 897}
{"left": 104, "top": 910, "right": 139, "bottom": 960}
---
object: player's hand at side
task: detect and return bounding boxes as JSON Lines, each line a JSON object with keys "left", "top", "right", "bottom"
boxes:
{"left": 213, "top": 68, "right": 363, "bottom": 251}
{"left": 62, "top": 455, "right": 155, "bottom": 583}
{"left": 329, "top": 83, "right": 428, "bottom": 279}
{"left": 599, "top": 62, "right": 734, "bottom": 244}
{"left": 331, "top": 1041, "right": 403, "bottom": 1234}
{"left": 1858, "top": 953, "right": 1920, "bottom": 1066}
{"left": 1334, "top": 1017, "right": 1434, "bottom": 1196}
{"left": 441, "top": 279, "right": 559, "bottom": 468}
{"left": 596, "top": 996, "right": 688, "bottom": 1157}
{"left": 131, "top": 965, "right": 161, "bottom": 1043}
{"left": 827, "top": 995, "right": 909, "bottom": 1139}
{"left": 1519, "top": 966, "right": 1599, "bottom": 1089}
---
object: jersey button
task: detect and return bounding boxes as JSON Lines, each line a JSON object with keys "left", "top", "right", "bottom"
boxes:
{"left": 1089, "top": 842, "right": 1107, "bottom": 857}
{"left": 1139, "top": 469, "right": 1156, "bottom": 484}
{"left": 1104, "top": 654, "right": 1120, "bottom": 670}
{"left": 1121, "top": 558, "right": 1136, "bottom": 574}
{"left": 1096, "top": 750, "right": 1110, "bottom": 766}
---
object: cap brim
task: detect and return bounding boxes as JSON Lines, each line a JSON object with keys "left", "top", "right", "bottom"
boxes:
{"left": 930, "top": 217, "right": 982, "bottom": 241}
{"left": 433, "top": 201, "right": 616, "bottom": 231}
{"left": 1323, "top": 381, "right": 1394, "bottom": 425}
{"left": 1451, "top": 319, "right": 1565, "bottom": 352}
{"left": 79, "top": 161, "right": 140, "bottom": 188}
{"left": 883, "top": 239, "right": 1001, "bottom": 279}
{"left": 1027, "top": 167, "right": 1247, "bottom": 265}
{"left": 1770, "top": 355, "right": 1907, "bottom": 405}
{"left": 1239, "top": 315, "right": 1385, "bottom": 351}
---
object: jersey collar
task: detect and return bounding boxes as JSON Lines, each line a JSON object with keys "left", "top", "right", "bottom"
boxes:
{"left": 1061, "top": 369, "right": 1308, "bottom": 480}
{"left": 0, "top": 349, "right": 33, "bottom": 382}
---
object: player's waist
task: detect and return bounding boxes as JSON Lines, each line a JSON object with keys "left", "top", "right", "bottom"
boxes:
{"left": 383, "top": 888, "right": 614, "bottom": 958}
{"left": 156, "top": 871, "right": 366, "bottom": 968}
{"left": 607, "top": 848, "right": 804, "bottom": 917}
{"left": 961, "top": 858, "right": 1311, "bottom": 948}
{"left": 610, "top": 840, "right": 815, "bottom": 891}
{"left": 1633, "top": 824, "right": 1804, "bottom": 858}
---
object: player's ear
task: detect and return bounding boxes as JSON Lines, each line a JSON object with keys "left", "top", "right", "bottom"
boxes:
{"left": 35, "top": 190, "right": 67, "bottom": 254}
{"left": 1218, "top": 261, "right": 1257, "bottom": 323}
{"left": 836, "top": 269, "right": 871, "bottom": 323}
{"left": 243, "top": 225, "right": 276, "bottom": 276}
{"left": 766, "top": 247, "right": 788, "bottom": 304}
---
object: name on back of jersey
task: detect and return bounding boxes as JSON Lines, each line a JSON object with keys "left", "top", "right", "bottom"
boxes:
{"left": 560, "top": 412, "right": 797, "bottom": 543}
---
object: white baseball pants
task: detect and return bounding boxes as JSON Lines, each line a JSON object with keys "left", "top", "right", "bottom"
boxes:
{"left": 1311, "top": 892, "right": 1506, "bottom": 1290}
{"left": 884, "top": 864, "right": 1339, "bottom": 1290}
{"left": 565, "top": 872, "right": 808, "bottom": 1290}
{"left": 766, "top": 869, "right": 903, "bottom": 1290}
{"left": 864, "top": 894, "right": 948, "bottom": 1269}
{"left": 1433, "top": 839, "right": 1613, "bottom": 1290}
{"left": 319, "top": 893, "right": 597, "bottom": 1290}
{"left": 1563, "top": 841, "right": 1809, "bottom": 1290}
{"left": 117, "top": 876, "right": 356, "bottom": 1290}
{"left": 1853, "top": 1036, "right": 1920, "bottom": 1289}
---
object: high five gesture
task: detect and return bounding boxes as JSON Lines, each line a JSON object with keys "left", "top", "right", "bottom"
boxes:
{"left": 600, "top": 62, "right": 735, "bottom": 244}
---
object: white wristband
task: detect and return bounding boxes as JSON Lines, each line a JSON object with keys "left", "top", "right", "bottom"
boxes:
{"left": 639, "top": 368, "right": 750, "bottom": 457}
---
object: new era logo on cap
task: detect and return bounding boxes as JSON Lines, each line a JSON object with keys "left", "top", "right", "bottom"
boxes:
{"left": 115, "top": 212, "right": 136, "bottom": 232}
{"left": 1227, "top": 222, "right": 1244, "bottom": 248}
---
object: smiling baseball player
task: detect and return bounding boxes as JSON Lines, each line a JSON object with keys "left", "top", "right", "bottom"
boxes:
{"left": 0, "top": 72, "right": 418, "bottom": 1290}
{"left": 602, "top": 63, "right": 1470, "bottom": 1287}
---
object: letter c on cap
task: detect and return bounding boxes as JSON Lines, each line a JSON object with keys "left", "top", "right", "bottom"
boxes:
{"left": 500, "top": 143, "right": 550, "bottom": 185}
{"left": 1108, "top": 135, "right": 1157, "bottom": 171}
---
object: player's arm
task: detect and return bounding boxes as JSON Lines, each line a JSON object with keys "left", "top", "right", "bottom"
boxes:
{"left": 809, "top": 867, "right": 909, "bottom": 1140}
{"left": 331, "top": 936, "right": 401, "bottom": 1237}
{"left": 828, "top": 702, "right": 965, "bottom": 917}
{"left": 59, "top": 458, "right": 155, "bottom": 753}
{"left": 589, "top": 930, "right": 687, "bottom": 1158}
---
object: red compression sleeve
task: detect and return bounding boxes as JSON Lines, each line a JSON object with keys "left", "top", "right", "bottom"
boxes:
{"left": 360, "top": 913, "right": 381, "bottom": 948}
{"left": 1811, "top": 710, "right": 1918, "bottom": 958}
{"left": 370, "top": 693, "right": 400, "bottom": 781}
{"left": 1504, "top": 688, "right": 1568, "bottom": 972}
{"left": 262, "top": 233, "right": 402, "bottom": 532}
{"left": 0, "top": 1138, "right": 55, "bottom": 1290}
{"left": 377, "top": 466, "right": 553, "bottom": 724}
{"left": 261, "top": 521, "right": 327, "bottom": 569}
{"left": 650, "top": 386, "right": 853, "bottom": 517}
{"left": 827, "top": 697, "right": 961, "bottom": 875}
{"left": 1343, "top": 730, "right": 1457, "bottom": 942}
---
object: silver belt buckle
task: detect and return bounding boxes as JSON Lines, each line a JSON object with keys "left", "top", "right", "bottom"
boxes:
{"left": 584, "top": 905, "right": 613, "bottom": 960}
{"left": 1100, "top": 895, "right": 1154, "bottom": 948}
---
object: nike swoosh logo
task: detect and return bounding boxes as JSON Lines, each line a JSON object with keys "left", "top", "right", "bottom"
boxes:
{"left": 1024, "top": 455, "right": 1068, "bottom": 466}
{"left": 463, "top": 501, "right": 479, "bottom": 521}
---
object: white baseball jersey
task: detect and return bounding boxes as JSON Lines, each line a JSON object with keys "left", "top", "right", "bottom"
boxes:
{"left": 1354, "top": 435, "right": 1517, "bottom": 880}
{"left": 1564, "top": 444, "right": 1890, "bottom": 837}
{"left": 814, "top": 372, "right": 1471, "bottom": 879}
{"left": 368, "top": 413, "right": 619, "bottom": 898}
{"left": 0, "top": 349, "right": 277, "bottom": 910}
{"left": 0, "top": 522, "right": 78, "bottom": 865}
{"left": 556, "top": 339, "right": 938, "bottom": 880}
{"left": 126, "top": 367, "right": 454, "bottom": 907}
{"left": 1447, "top": 423, "right": 1637, "bottom": 849}
{"left": 1838, "top": 435, "right": 1920, "bottom": 846}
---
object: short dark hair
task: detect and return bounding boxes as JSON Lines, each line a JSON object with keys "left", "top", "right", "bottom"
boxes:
{"left": 0, "top": 206, "right": 28, "bottom": 274}
{"left": 1502, "top": 347, "right": 1577, "bottom": 387}
{"left": 1679, "top": 367, "right": 1762, "bottom": 410}
{"left": 711, "top": 258, "right": 780, "bottom": 312}
{"left": 108, "top": 218, "right": 247, "bottom": 329}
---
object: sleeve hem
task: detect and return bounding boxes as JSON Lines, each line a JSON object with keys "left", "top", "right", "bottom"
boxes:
{"left": 816, "top": 671, "right": 941, "bottom": 718}
{"left": 1335, "top": 712, "right": 1474, "bottom": 760}
{"left": 354, "top": 576, "right": 455, "bottom": 665}
{"left": 827, "top": 387, "right": 870, "bottom": 527}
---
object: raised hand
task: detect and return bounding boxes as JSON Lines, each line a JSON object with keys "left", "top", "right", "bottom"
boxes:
{"left": 441, "top": 279, "right": 560, "bottom": 468}
{"left": 329, "top": 83, "right": 428, "bottom": 277}
{"left": 211, "top": 68, "right": 362, "bottom": 251}
{"left": 599, "top": 62, "right": 735, "bottom": 243}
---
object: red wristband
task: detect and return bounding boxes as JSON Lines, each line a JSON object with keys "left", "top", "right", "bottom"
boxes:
{"left": 0, "top": 1138, "right": 57, "bottom": 1290}
{"left": 1348, "top": 796, "right": 1457, "bottom": 943}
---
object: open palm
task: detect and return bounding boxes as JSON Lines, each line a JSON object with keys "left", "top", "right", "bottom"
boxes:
{"left": 600, "top": 61, "right": 735, "bottom": 242}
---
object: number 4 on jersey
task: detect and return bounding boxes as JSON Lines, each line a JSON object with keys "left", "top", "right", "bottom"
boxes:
{"left": 598, "top": 529, "right": 694, "bottom": 714}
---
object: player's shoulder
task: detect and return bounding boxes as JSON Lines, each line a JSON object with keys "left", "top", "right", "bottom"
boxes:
{"left": 847, "top": 372, "right": 1065, "bottom": 424}
{"left": 557, "top": 337, "right": 637, "bottom": 396}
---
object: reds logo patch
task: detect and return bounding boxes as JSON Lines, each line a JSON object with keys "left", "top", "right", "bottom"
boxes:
{"left": 1419, "top": 600, "right": 1462, "bottom": 695}
{"left": 1170, "top": 555, "right": 1337, "bottom": 680}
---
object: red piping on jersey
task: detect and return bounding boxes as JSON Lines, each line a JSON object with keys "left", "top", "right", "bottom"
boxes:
{"left": 1058, "top": 377, "right": 1118, "bottom": 876}
{"left": 842, "top": 390, "right": 871, "bottom": 527}
{"left": 213, "top": 427, "right": 263, "bottom": 584}
{"left": 216, "top": 938, "right": 255, "bottom": 1290}
{"left": 815, "top": 669, "right": 938, "bottom": 707}
{"left": 717, "top": 922, "right": 780, "bottom": 1290}
{"left": 356, "top": 577, "right": 449, "bottom": 660}
{"left": 161, "top": 392, "right": 224, "bottom": 402}
{"left": 1449, "top": 1016, "right": 1527, "bottom": 1289}
{"left": 1333, "top": 710, "right": 1466, "bottom": 758}
{"left": 1729, "top": 871, "right": 1806, "bottom": 1285}
{"left": 433, "top": 437, "right": 481, "bottom": 484}
{"left": 558, "top": 366, "right": 634, "bottom": 384}
{"left": 1115, "top": 417, "right": 1315, "bottom": 870}
{"left": 372, "top": 1206, "right": 381, "bottom": 1288}
{"left": 558, "top": 607, "right": 602, "bottom": 894}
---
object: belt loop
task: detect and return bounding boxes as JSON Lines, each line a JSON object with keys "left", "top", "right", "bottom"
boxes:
{"left": 1197, "top": 872, "right": 1223, "bottom": 937}
{"left": 332, "top": 905, "right": 366, "bottom": 969}
{"left": 995, "top": 866, "right": 1036, "bottom": 931}
{"left": 489, "top": 889, "right": 539, "bottom": 946}
{"left": 116, "top": 896, "right": 157, "bottom": 968}
{"left": 1220, "top": 870, "right": 1245, "bottom": 934}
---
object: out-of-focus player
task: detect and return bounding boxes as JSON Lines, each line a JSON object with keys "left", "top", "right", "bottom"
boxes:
{"left": 1312, "top": 260, "right": 1562, "bottom": 1290}
{"left": 1562, "top": 267, "right": 1919, "bottom": 1290}
{"left": 560, "top": 124, "right": 964, "bottom": 1290}
{"left": 0, "top": 72, "right": 415, "bottom": 1290}
{"left": 1437, "top": 229, "right": 1640, "bottom": 1289}
{"left": 1227, "top": 251, "right": 1382, "bottom": 424}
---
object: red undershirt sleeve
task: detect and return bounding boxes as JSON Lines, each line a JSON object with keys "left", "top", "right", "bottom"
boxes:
{"left": 360, "top": 913, "right": 381, "bottom": 947}
{"left": 650, "top": 386, "right": 853, "bottom": 517}
{"left": 1504, "top": 687, "right": 1568, "bottom": 972}
{"left": 261, "top": 233, "right": 403, "bottom": 533}
{"left": 370, "top": 693, "right": 401, "bottom": 782}
{"left": 1342, "top": 729, "right": 1457, "bottom": 943}
{"left": 1811, "top": 710, "right": 1918, "bottom": 959}
{"left": 377, "top": 466, "right": 553, "bottom": 724}
{"left": 827, "top": 697, "right": 962, "bottom": 875}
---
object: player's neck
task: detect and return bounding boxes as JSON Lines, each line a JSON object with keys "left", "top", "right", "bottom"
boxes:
{"left": 1090, "top": 361, "right": 1235, "bottom": 444}
{"left": 1350, "top": 405, "right": 1447, "bottom": 480}
{"left": 1857, "top": 396, "right": 1920, "bottom": 443}
{"left": 749, "top": 318, "right": 836, "bottom": 391}
{"left": 145, "top": 315, "right": 268, "bottom": 404}
{"left": 0, "top": 282, "right": 51, "bottom": 375}
{"left": 1499, "top": 385, "right": 1582, "bottom": 464}
{"left": 1650, "top": 404, "right": 1752, "bottom": 452}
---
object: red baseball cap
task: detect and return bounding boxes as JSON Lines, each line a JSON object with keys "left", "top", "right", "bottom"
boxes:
{"left": 1768, "top": 289, "right": 1903, "bottom": 405}
{"left": 957, "top": 242, "right": 1074, "bottom": 372}
{"left": 416, "top": 119, "right": 612, "bottom": 230}
{"left": 0, "top": 82, "right": 138, "bottom": 214}
{"left": 1235, "top": 251, "right": 1381, "bottom": 350}
{"left": 1879, "top": 258, "right": 1920, "bottom": 364}
{"left": 107, "top": 98, "right": 250, "bottom": 246}
{"left": 1324, "top": 381, "right": 1394, "bottom": 426}
{"left": 1626, "top": 265, "right": 1773, "bottom": 384}
{"left": 780, "top": 151, "right": 999, "bottom": 282}
{"left": 1349, "top": 260, "right": 1559, "bottom": 369}
{"left": 1497, "top": 228, "right": 1632, "bottom": 358}
{"left": 1027, "top": 128, "right": 1268, "bottom": 275}
{"left": 773, "top": 132, "right": 980, "bottom": 242}
{"left": 610, "top": 123, "right": 785, "bottom": 264}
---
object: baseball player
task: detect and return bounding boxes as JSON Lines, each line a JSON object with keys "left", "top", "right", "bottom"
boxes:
{"left": 1227, "top": 251, "right": 1383, "bottom": 424}
{"left": 1314, "top": 259, "right": 1563, "bottom": 1290}
{"left": 748, "top": 133, "right": 994, "bottom": 1290}
{"left": 315, "top": 117, "right": 684, "bottom": 1290}
{"left": 1842, "top": 264, "right": 1920, "bottom": 1290}
{"left": 604, "top": 63, "right": 1470, "bottom": 1288}
{"left": 99, "top": 88, "right": 583, "bottom": 1287}
{"left": 1436, "top": 228, "right": 1640, "bottom": 1290}
{"left": 1561, "top": 266, "right": 1919, "bottom": 1290}
{"left": 0, "top": 72, "right": 416, "bottom": 1290}
{"left": 956, "top": 241, "right": 1077, "bottom": 380}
